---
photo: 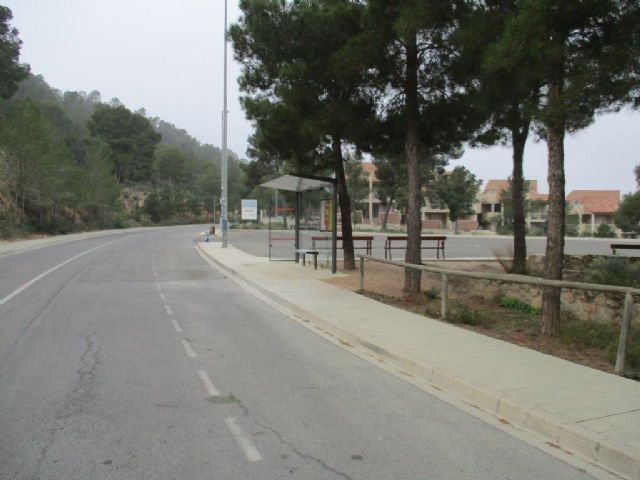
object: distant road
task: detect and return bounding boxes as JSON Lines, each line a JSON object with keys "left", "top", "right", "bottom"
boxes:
{"left": 227, "top": 228, "right": 637, "bottom": 260}
{"left": 0, "top": 225, "right": 600, "bottom": 479}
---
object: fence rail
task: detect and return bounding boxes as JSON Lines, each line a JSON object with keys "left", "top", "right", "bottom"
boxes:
{"left": 357, "top": 254, "right": 640, "bottom": 375}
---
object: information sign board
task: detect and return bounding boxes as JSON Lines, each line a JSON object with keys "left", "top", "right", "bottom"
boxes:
{"left": 241, "top": 199, "right": 258, "bottom": 221}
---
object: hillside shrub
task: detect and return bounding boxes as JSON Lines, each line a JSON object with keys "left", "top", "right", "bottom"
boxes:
{"left": 584, "top": 257, "right": 640, "bottom": 288}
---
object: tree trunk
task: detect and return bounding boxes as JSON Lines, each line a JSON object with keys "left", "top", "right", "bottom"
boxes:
{"left": 382, "top": 201, "right": 392, "bottom": 230}
{"left": 333, "top": 135, "right": 355, "bottom": 270}
{"left": 541, "top": 79, "right": 566, "bottom": 336}
{"left": 511, "top": 125, "right": 529, "bottom": 274}
{"left": 403, "top": 31, "right": 422, "bottom": 293}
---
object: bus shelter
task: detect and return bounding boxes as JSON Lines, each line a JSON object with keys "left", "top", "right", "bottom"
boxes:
{"left": 260, "top": 174, "right": 337, "bottom": 274}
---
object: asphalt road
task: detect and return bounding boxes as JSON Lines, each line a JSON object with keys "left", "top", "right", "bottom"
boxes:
{"left": 227, "top": 228, "right": 637, "bottom": 260}
{"left": 0, "top": 226, "right": 598, "bottom": 479}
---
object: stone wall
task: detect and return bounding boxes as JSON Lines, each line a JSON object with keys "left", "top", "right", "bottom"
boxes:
{"left": 455, "top": 255, "right": 639, "bottom": 325}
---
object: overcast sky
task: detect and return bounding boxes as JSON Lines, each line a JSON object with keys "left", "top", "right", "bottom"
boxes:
{"left": 6, "top": 0, "right": 639, "bottom": 194}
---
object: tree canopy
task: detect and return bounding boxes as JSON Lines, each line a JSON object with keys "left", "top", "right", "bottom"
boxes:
{"left": 615, "top": 192, "right": 640, "bottom": 235}
{"left": 0, "top": 6, "right": 29, "bottom": 100}
{"left": 0, "top": 70, "right": 244, "bottom": 237}
{"left": 88, "top": 105, "right": 161, "bottom": 183}
{"left": 431, "top": 166, "right": 482, "bottom": 228}
{"left": 231, "top": 0, "right": 376, "bottom": 269}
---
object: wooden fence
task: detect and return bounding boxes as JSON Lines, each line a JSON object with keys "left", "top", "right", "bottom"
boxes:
{"left": 357, "top": 254, "right": 640, "bottom": 376}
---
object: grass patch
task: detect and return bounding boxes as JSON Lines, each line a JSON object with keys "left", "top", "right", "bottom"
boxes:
{"left": 499, "top": 296, "right": 542, "bottom": 314}
{"left": 558, "top": 313, "right": 640, "bottom": 372}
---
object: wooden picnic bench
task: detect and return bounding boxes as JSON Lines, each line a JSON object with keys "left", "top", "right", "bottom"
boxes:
{"left": 611, "top": 243, "right": 640, "bottom": 255}
{"left": 295, "top": 249, "right": 320, "bottom": 269}
{"left": 311, "top": 235, "right": 374, "bottom": 255}
{"left": 384, "top": 235, "right": 446, "bottom": 260}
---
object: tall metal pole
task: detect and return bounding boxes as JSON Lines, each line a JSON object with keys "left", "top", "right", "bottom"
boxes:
{"left": 221, "top": 0, "right": 229, "bottom": 247}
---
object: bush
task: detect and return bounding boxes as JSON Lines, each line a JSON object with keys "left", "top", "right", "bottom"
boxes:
{"left": 0, "top": 217, "right": 29, "bottom": 239}
{"left": 492, "top": 246, "right": 513, "bottom": 273}
{"left": 496, "top": 224, "right": 512, "bottom": 235}
{"left": 584, "top": 257, "right": 640, "bottom": 288}
{"left": 424, "top": 287, "right": 439, "bottom": 300}
{"left": 558, "top": 313, "right": 617, "bottom": 350}
{"left": 594, "top": 223, "right": 616, "bottom": 238}
{"left": 528, "top": 225, "right": 547, "bottom": 236}
{"left": 449, "top": 305, "right": 492, "bottom": 327}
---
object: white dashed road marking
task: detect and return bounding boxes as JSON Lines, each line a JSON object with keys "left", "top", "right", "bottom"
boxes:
{"left": 225, "top": 417, "right": 263, "bottom": 462}
{"left": 197, "top": 370, "right": 220, "bottom": 397}
{"left": 160, "top": 293, "right": 166, "bottom": 301}
{"left": 181, "top": 339, "right": 197, "bottom": 358}
{"left": 155, "top": 283, "right": 161, "bottom": 291}
{"left": 164, "top": 305, "right": 173, "bottom": 315}
{"left": 171, "top": 319, "right": 183, "bottom": 333}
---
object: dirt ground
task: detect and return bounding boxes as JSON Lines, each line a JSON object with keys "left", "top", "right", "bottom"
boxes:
{"left": 323, "top": 260, "right": 617, "bottom": 374}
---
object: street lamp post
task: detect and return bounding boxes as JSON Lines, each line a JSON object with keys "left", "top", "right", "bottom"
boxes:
{"left": 221, "top": 0, "right": 229, "bottom": 248}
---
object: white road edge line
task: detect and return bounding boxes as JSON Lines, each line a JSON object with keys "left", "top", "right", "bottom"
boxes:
{"left": 181, "top": 339, "right": 197, "bottom": 358}
{"left": 171, "top": 318, "right": 183, "bottom": 333}
{"left": 197, "top": 369, "right": 220, "bottom": 397}
{"left": 0, "top": 241, "right": 114, "bottom": 306}
{"left": 225, "top": 417, "right": 263, "bottom": 462}
{"left": 164, "top": 305, "right": 173, "bottom": 315}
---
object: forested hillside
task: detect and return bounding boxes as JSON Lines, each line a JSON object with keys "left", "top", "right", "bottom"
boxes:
{"left": 0, "top": 73, "right": 245, "bottom": 238}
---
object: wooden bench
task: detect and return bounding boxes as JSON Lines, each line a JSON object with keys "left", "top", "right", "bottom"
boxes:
{"left": 311, "top": 235, "right": 374, "bottom": 255}
{"left": 384, "top": 235, "right": 446, "bottom": 260}
{"left": 295, "top": 249, "right": 320, "bottom": 269}
{"left": 611, "top": 243, "right": 640, "bottom": 255}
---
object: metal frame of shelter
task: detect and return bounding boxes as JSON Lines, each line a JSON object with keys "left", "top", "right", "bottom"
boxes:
{"left": 260, "top": 174, "right": 337, "bottom": 274}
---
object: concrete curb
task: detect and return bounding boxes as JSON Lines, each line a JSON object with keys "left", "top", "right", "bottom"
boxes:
{"left": 196, "top": 243, "right": 640, "bottom": 480}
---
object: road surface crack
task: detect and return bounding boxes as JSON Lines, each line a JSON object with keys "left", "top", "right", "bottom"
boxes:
{"left": 36, "top": 333, "right": 100, "bottom": 475}
{"left": 233, "top": 395, "right": 353, "bottom": 480}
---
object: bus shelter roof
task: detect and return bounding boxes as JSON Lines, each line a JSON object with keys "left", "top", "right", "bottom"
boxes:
{"left": 260, "top": 174, "right": 334, "bottom": 192}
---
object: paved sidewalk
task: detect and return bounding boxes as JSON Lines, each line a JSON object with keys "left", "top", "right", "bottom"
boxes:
{"left": 198, "top": 242, "right": 640, "bottom": 480}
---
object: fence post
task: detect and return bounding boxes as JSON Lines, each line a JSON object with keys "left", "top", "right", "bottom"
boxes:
{"left": 441, "top": 272, "right": 448, "bottom": 320}
{"left": 359, "top": 256, "right": 365, "bottom": 292}
{"left": 615, "top": 292, "right": 634, "bottom": 375}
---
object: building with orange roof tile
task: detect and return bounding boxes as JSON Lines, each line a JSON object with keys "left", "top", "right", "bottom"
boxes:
{"left": 478, "top": 179, "right": 549, "bottom": 232}
{"left": 357, "top": 165, "right": 622, "bottom": 236}
{"left": 358, "top": 162, "right": 477, "bottom": 231}
{"left": 567, "top": 190, "right": 620, "bottom": 235}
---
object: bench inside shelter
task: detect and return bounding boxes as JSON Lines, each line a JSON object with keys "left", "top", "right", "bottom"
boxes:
{"left": 295, "top": 248, "right": 320, "bottom": 269}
